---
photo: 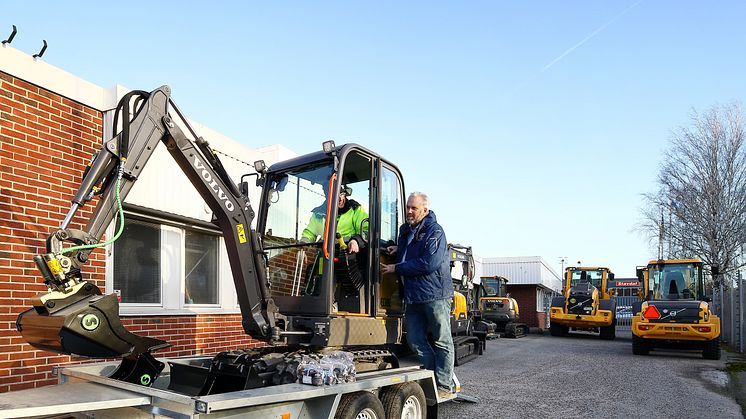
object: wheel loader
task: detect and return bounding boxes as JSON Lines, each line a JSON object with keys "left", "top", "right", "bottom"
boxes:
{"left": 477, "top": 275, "right": 529, "bottom": 338}
{"left": 549, "top": 266, "right": 616, "bottom": 339}
{"left": 631, "top": 258, "right": 720, "bottom": 359}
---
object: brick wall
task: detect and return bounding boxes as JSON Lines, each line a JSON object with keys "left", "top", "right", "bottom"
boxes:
{"left": 509, "top": 285, "right": 539, "bottom": 328}
{"left": 0, "top": 71, "right": 260, "bottom": 392}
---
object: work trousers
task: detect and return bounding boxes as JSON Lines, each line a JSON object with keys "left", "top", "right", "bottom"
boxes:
{"left": 404, "top": 298, "right": 454, "bottom": 391}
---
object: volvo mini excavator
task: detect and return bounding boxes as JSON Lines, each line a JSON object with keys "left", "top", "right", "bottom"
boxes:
{"left": 631, "top": 258, "right": 720, "bottom": 359}
{"left": 477, "top": 275, "right": 528, "bottom": 338}
{"left": 13, "top": 86, "right": 455, "bottom": 415}
{"left": 549, "top": 266, "right": 616, "bottom": 339}
{"left": 447, "top": 244, "right": 495, "bottom": 365}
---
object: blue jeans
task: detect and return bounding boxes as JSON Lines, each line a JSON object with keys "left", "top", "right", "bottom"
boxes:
{"left": 405, "top": 298, "right": 454, "bottom": 391}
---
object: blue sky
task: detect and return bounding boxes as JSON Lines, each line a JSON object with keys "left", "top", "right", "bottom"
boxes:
{"left": 4, "top": 1, "right": 746, "bottom": 277}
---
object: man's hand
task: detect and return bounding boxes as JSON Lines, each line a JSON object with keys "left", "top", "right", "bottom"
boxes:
{"left": 385, "top": 245, "right": 398, "bottom": 255}
{"left": 348, "top": 239, "right": 360, "bottom": 254}
{"left": 381, "top": 263, "right": 397, "bottom": 274}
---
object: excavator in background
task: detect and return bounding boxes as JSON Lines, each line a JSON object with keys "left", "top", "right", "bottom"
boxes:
{"left": 9, "top": 86, "right": 453, "bottom": 418}
{"left": 631, "top": 258, "right": 720, "bottom": 359}
{"left": 549, "top": 266, "right": 616, "bottom": 339}
{"left": 477, "top": 276, "right": 529, "bottom": 338}
{"left": 447, "top": 244, "right": 495, "bottom": 365}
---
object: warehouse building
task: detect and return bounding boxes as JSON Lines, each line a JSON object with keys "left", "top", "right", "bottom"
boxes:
{"left": 480, "top": 256, "right": 562, "bottom": 330}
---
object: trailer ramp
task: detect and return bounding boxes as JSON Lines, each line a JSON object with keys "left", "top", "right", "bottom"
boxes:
{"left": 0, "top": 381, "right": 150, "bottom": 418}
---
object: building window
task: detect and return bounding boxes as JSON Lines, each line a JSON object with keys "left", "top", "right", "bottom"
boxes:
{"left": 113, "top": 218, "right": 161, "bottom": 304}
{"left": 185, "top": 230, "right": 219, "bottom": 305}
{"left": 109, "top": 212, "right": 234, "bottom": 313}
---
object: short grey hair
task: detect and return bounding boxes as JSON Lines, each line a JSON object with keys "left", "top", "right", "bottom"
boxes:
{"left": 408, "top": 191, "right": 430, "bottom": 208}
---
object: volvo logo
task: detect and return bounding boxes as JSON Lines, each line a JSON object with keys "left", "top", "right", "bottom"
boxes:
{"left": 193, "top": 155, "right": 235, "bottom": 212}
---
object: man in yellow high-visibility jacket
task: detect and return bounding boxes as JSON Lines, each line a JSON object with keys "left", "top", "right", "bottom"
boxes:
{"left": 301, "top": 186, "right": 367, "bottom": 253}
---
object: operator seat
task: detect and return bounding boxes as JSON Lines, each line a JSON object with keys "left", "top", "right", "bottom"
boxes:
{"left": 665, "top": 272, "right": 685, "bottom": 299}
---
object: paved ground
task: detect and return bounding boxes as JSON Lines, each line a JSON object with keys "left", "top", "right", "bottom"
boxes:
{"left": 438, "top": 330, "right": 742, "bottom": 419}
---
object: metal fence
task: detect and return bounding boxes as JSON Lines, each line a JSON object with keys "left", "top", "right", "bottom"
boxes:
{"left": 614, "top": 295, "right": 639, "bottom": 332}
{"left": 713, "top": 271, "right": 745, "bottom": 353}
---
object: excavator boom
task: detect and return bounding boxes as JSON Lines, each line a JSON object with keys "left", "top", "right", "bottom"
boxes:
{"left": 16, "top": 87, "right": 281, "bottom": 365}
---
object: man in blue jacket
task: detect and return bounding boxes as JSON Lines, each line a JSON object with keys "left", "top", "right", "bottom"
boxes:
{"left": 381, "top": 191, "right": 454, "bottom": 398}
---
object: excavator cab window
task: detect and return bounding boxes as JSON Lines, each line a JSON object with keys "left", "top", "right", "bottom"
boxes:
{"left": 261, "top": 161, "right": 333, "bottom": 306}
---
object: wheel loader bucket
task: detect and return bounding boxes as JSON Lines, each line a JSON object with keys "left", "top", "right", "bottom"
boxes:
{"left": 16, "top": 283, "right": 168, "bottom": 358}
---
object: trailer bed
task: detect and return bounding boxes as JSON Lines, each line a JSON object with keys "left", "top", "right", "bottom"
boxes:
{"left": 0, "top": 357, "right": 437, "bottom": 418}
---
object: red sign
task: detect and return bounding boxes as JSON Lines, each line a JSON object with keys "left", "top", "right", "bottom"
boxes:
{"left": 616, "top": 281, "right": 640, "bottom": 287}
{"left": 643, "top": 305, "right": 661, "bottom": 320}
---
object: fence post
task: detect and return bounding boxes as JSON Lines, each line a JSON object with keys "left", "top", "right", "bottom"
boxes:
{"left": 738, "top": 270, "right": 744, "bottom": 352}
{"left": 731, "top": 276, "right": 735, "bottom": 347}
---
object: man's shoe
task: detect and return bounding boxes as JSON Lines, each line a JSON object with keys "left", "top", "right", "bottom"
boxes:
{"left": 437, "top": 388, "right": 456, "bottom": 401}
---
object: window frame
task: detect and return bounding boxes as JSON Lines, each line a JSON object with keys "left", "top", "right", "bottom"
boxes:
{"left": 106, "top": 209, "right": 239, "bottom": 316}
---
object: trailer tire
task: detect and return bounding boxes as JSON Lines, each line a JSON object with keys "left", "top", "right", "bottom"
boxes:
{"left": 335, "top": 391, "right": 385, "bottom": 419}
{"left": 381, "top": 382, "right": 426, "bottom": 419}
{"left": 632, "top": 335, "right": 649, "bottom": 355}
{"left": 703, "top": 338, "right": 721, "bottom": 360}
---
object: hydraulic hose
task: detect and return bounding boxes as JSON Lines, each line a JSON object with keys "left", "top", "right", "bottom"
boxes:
{"left": 59, "top": 160, "right": 126, "bottom": 255}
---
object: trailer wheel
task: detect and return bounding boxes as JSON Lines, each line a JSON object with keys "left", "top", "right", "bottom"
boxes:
{"left": 381, "top": 382, "right": 426, "bottom": 419}
{"left": 702, "top": 338, "right": 721, "bottom": 360}
{"left": 335, "top": 391, "right": 385, "bottom": 419}
{"left": 632, "top": 335, "right": 649, "bottom": 355}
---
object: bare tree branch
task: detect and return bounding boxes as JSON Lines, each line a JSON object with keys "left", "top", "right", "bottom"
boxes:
{"left": 638, "top": 103, "right": 746, "bottom": 279}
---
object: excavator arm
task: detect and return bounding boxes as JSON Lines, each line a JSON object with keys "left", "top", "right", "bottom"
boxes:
{"left": 16, "top": 87, "right": 282, "bottom": 367}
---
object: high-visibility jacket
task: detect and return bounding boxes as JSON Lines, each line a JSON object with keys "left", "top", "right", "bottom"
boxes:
{"left": 302, "top": 199, "right": 368, "bottom": 244}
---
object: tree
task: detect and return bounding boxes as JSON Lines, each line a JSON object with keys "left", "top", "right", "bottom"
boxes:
{"left": 640, "top": 103, "right": 746, "bottom": 281}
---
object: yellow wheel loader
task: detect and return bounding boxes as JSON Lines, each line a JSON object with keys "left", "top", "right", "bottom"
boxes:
{"left": 631, "top": 259, "right": 720, "bottom": 359}
{"left": 549, "top": 266, "right": 616, "bottom": 339}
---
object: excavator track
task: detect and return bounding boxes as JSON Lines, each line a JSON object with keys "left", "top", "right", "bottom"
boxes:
{"left": 503, "top": 322, "right": 528, "bottom": 338}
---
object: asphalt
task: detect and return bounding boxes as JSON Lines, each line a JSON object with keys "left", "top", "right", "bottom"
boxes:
{"left": 438, "top": 330, "right": 744, "bottom": 419}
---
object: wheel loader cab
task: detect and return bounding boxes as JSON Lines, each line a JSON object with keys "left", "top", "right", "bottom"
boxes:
{"left": 257, "top": 144, "right": 407, "bottom": 346}
{"left": 647, "top": 263, "right": 699, "bottom": 301}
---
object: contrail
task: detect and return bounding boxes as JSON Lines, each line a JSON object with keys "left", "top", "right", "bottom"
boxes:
{"left": 508, "top": 0, "right": 644, "bottom": 96}
{"left": 541, "top": 0, "right": 644, "bottom": 73}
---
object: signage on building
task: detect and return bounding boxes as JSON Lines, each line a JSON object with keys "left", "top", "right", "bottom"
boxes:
{"left": 613, "top": 280, "right": 641, "bottom": 287}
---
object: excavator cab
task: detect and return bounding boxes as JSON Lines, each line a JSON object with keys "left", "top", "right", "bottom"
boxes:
{"left": 257, "top": 142, "right": 409, "bottom": 347}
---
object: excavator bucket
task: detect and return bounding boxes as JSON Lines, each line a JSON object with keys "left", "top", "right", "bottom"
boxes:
{"left": 16, "top": 282, "right": 168, "bottom": 358}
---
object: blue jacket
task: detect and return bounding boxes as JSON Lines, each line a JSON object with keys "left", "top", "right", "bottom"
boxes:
{"left": 394, "top": 210, "right": 452, "bottom": 304}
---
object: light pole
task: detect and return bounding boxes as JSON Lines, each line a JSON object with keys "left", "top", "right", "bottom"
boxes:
{"left": 559, "top": 257, "right": 567, "bottom": 275}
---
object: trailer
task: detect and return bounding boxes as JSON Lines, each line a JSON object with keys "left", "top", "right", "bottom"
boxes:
{"left": 0, "top": 357, "right": 452, "bottom": 418}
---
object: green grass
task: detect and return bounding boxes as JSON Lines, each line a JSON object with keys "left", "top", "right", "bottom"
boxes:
{"left": 726, "top": 362, "right": 746, "bottom": 415}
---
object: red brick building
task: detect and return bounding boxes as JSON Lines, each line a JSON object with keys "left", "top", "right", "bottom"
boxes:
{"left": 0, "top": 45, "right": 292, "bottom": 392}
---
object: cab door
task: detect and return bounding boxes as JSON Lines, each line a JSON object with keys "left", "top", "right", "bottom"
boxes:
{"left": 375, "top": 162, "right": 405, "bottom": 316}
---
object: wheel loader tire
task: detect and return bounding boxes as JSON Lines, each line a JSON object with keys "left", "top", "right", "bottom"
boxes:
{"left": 550, "top": 323, "right": 566, "bottom": 337}
{"left": 381, "top": 382, "right": 426, "bottom": 419}
{"left": 335, "top": 391, "right": 385, "bottom": 419}
{"left": 599, "top": 318, "right": 616, "bottom": 340}
{"left": 632, "top": 335, "right": 649, "bottom": 355}
{"left": 599, "top": 324, "right": 615, "bottom": 340}
{"left": 702, "top": 338, "right": 721, "bottom": 360}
